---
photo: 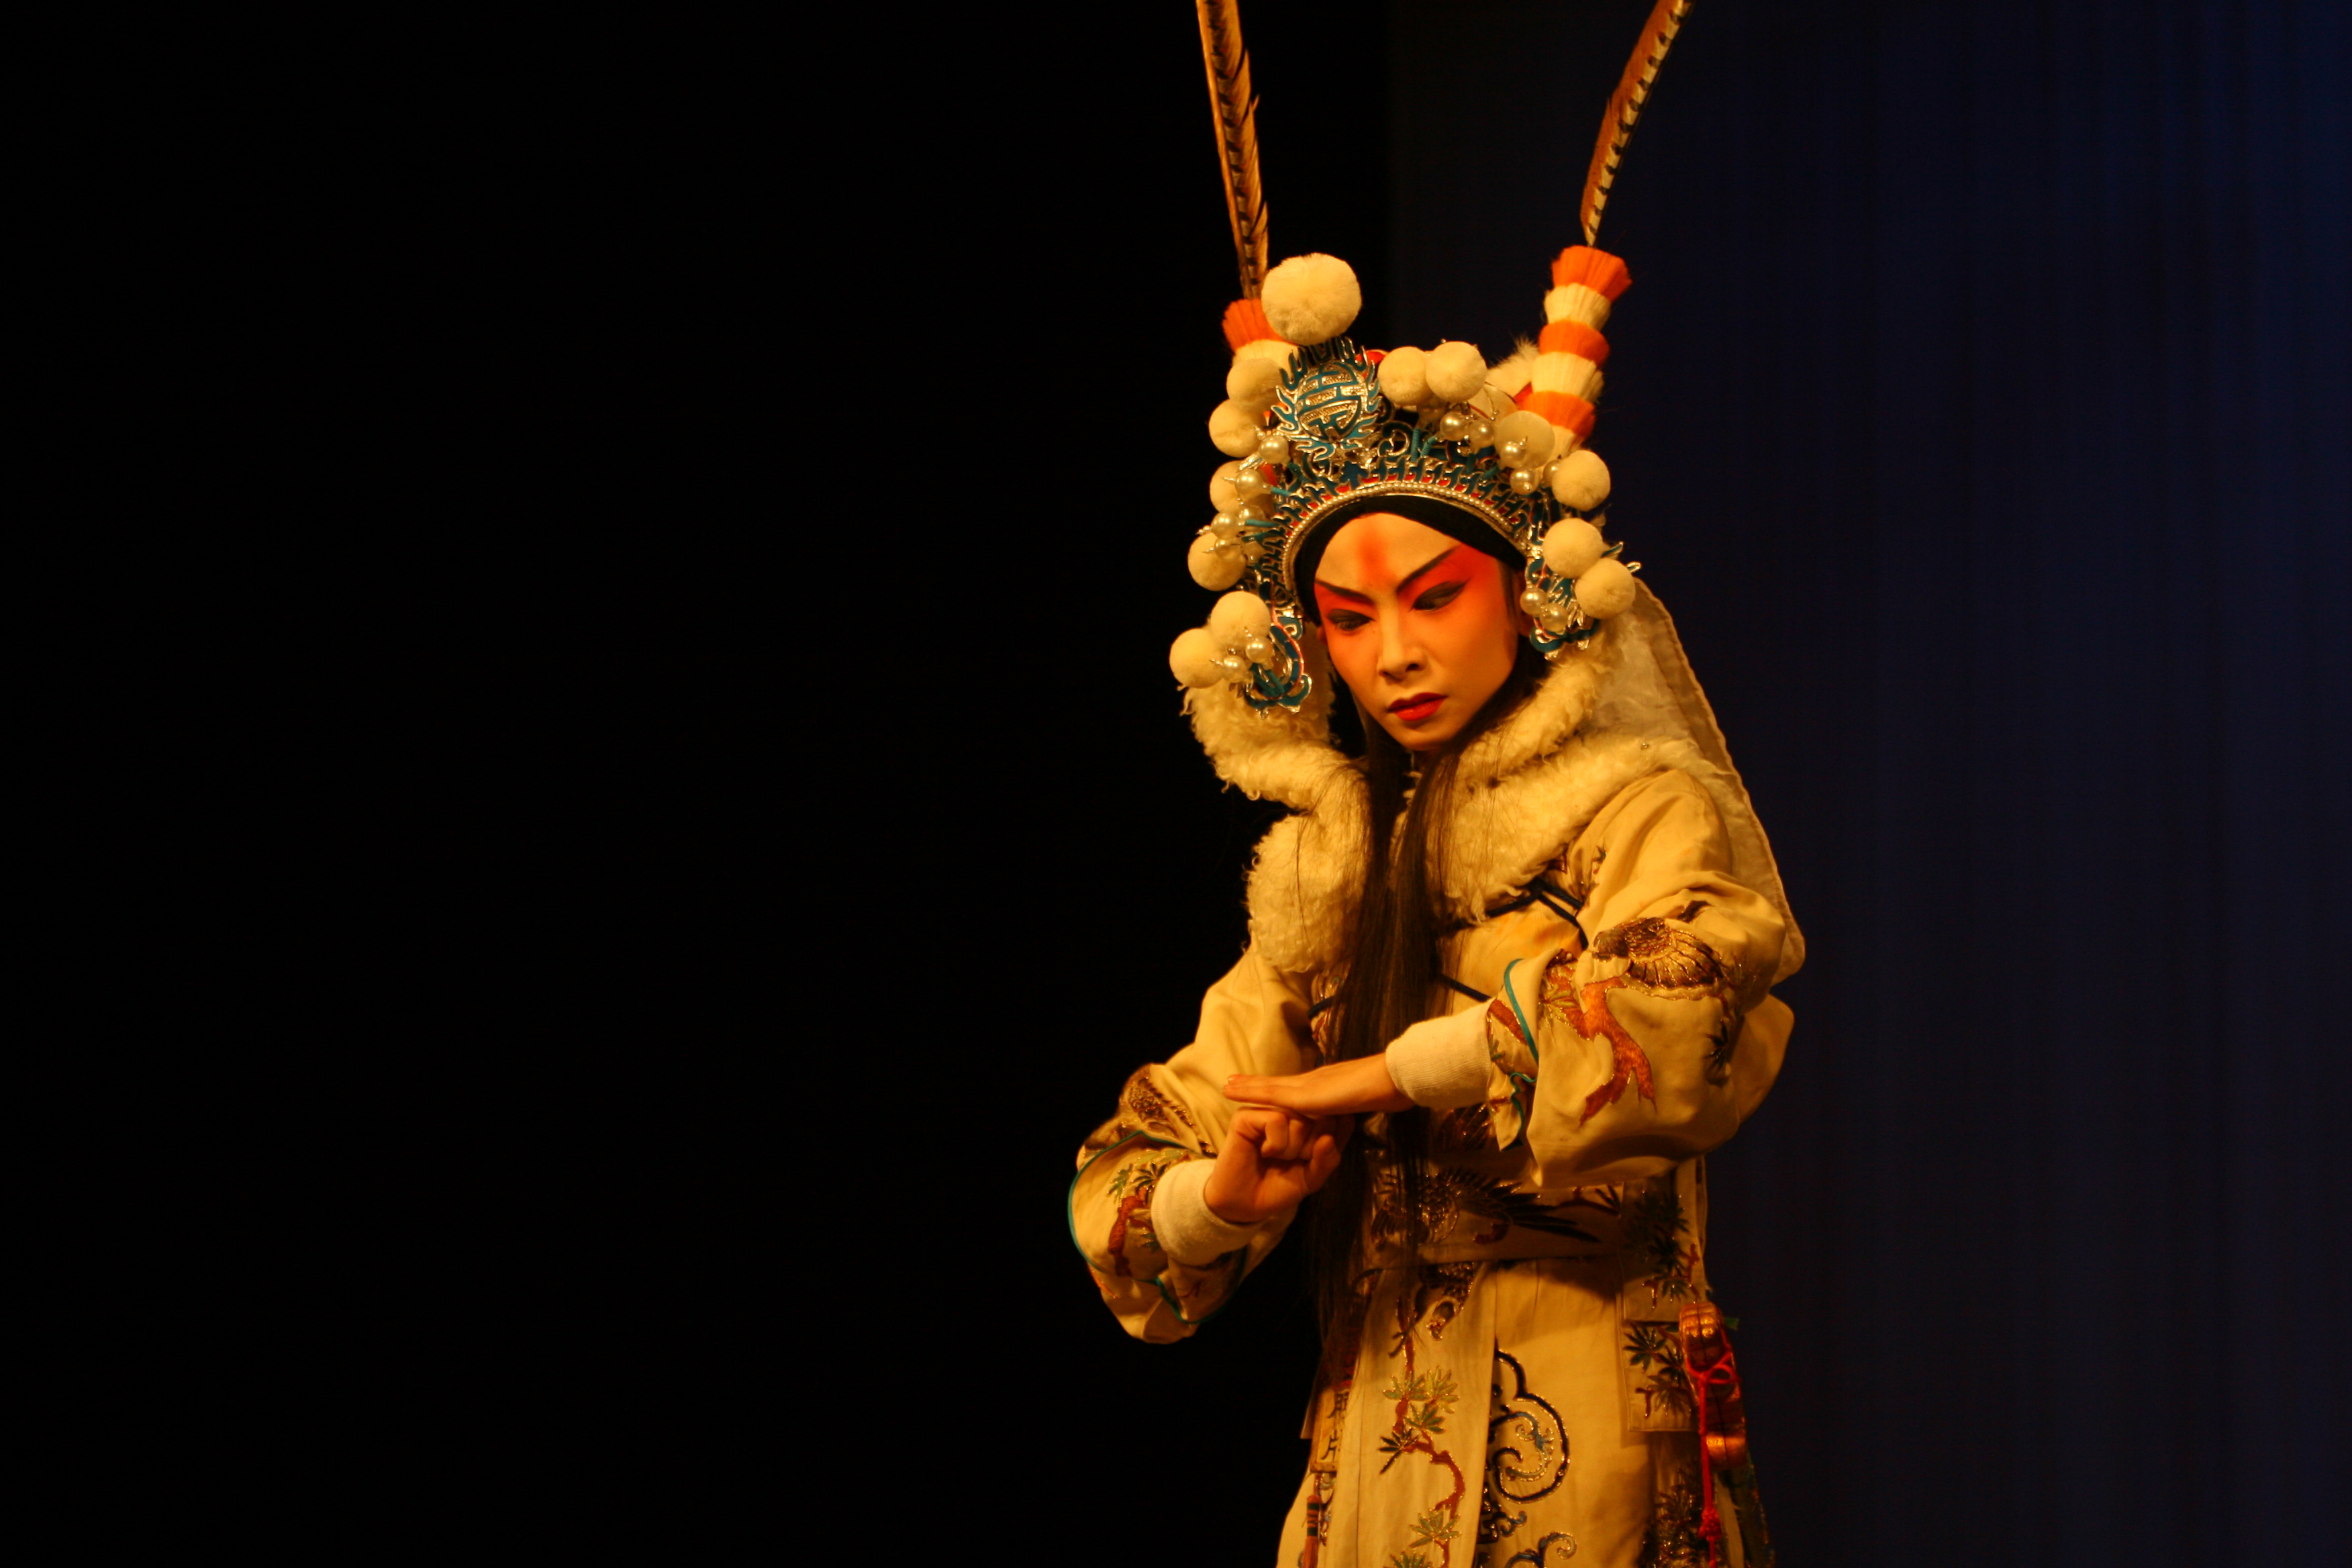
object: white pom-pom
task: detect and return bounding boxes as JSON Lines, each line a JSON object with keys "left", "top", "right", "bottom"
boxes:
{"left": 1170, "top": 627, "right": 1232, "bottom": 688}
{"left": 1187, "top": 532, "right": 1246, "bottom": 590}
{"left": 1207, "top": 590, "right": 1273, "bottom": 648}
{"left": 1550, "top": 448, "right": 1611, "bottom": 511}
{"left": 1209, "top": 399, "right": 1263, "bottom": 457}
{"left": 1208, "top": 461, "right": 1243, "bottom": 510}
{"left": 1540, "top": 518, "right": 1607, "bottom": 579}
{"left": 1261, "top": 254, "right": 1362, "bottom": 346}
{"left": 1491, "top": 409, "right": 1555, "bottom": 469}
{"left": 1575, "top": 556, "right": 1636, "bottom": 620}
{"left": 1226, "top": 357, "right": 1282, "bottom": 413}
{"left": 1377, "top": 346, "right": 1431, "bottom": 409}
{"left": 1424, "top": 341, "right": 1487, "bottom": 403}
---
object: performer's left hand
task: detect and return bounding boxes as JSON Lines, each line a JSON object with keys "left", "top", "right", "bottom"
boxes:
{"left": 1225, "top": 1055, "right": 1414, "bottom": 1118}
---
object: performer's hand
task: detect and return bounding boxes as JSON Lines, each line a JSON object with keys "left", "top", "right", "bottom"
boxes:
{"left": 1202, "top": 1108, "right": 1352, "bottom": 1226}
{"left": 1225, "top": 1054, "right": 1415, "bottom": 1120}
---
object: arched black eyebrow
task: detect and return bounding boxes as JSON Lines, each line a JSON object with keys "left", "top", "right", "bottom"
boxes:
{"left": 1314, "top": 546, "right": 1461, "bottom": 605}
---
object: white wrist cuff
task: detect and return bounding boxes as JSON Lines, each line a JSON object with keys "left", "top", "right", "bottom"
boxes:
{"left": 1150, "top": 1157, "right": 1265, "bottom": 1267}
{"left": 1385, "top": 1008, "right": 1492, "bottom": 1108}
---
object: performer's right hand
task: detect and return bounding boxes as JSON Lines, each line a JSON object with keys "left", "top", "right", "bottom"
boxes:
{"left": 1202, "top": 1108, "right": 1351, "bottom": 1226}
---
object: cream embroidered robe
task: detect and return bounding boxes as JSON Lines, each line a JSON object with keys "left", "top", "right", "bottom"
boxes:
{"left": 1071, "top": 767, "right": 1790, "bottom": 1568}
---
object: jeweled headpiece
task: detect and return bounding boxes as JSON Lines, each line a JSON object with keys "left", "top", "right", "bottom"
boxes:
{"left": 1173, "top": 0, "right": 1691, "bottom": 714}
{"left": 1169, "top": 246, "right": 1640, "bottom": 712}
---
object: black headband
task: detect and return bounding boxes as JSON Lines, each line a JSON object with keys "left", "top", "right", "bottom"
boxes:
{"left": 1291, "top": 494, "right": 1526, "bottom": 618}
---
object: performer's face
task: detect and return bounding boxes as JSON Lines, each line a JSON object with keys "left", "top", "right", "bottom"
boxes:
{"left": 1312, "top": 511, "right": 1524, "bottom": 754}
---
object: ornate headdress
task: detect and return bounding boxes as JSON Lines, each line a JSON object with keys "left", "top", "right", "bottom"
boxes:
{"left": 1170, "top": 1, "right": 1694, "bottom": 714}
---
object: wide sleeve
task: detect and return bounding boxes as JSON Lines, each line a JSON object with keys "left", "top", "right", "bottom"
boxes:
{"left": 1482, "top": 768, "right": 1792, "bottom": 1189}
{"left": 1069, "top": 944, "right": 1321, "bottom": 1344}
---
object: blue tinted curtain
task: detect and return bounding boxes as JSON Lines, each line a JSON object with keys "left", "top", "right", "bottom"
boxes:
{"left": 1389, "top": 2, "right": 2348, "bottom": 1560}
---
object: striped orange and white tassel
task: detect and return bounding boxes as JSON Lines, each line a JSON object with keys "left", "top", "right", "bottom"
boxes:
{"left": 1517, "top": 246, "right": 1631, "bottom": 456}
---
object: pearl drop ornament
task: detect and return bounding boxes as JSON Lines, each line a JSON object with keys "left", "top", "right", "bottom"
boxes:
{"left": 1493, "top": 410, "right": 1555, "bottom": 470}
{"left": 1575, "top": 556, "right": 1636, "bottom": 619}
{"left": 1234, "top": 464, "right": 1269, "bottom": 499}
{"left": 1438, "top": 409, "right": 1469, "bottom": 442}
{"left": 1188, "top": 533, "right": 1246, "bottom": 589}
{"left": 1538, "top": 607, "right": 1571, "bottom": 633}
{"left": 1242, "top": 634, "right": 1272, "bottom": 666}
{"left": 1234, "top": 499, "right": 1267, "bottom": 526}
{"left": 1539, "top": 518, "right": 1608, "bottom": 579}
{"left": 1209, "top": 461, "right": 1242, "bottom": 510}
{"left": 1519, "top": 585, "right": 1550, "bottom": 616}
{"left": 1210, "top": 513, "right": 1241, "bottom": 542}
{"left": 1468, "top": 418, "right": 1495, "bottom": 450}
{"left": 1509, "top": 467, "right": 1541, "bottom": 495}
{"left": 1499, "top": 436, "right": 1529, "bottom": 467}
{"left": 1257, "top": 432, "right": 1290, "bottom": 465}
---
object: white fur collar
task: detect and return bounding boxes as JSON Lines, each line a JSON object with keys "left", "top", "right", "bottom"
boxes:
{"left": 1183, "top": 587, "right": 1804, "bottom": 983}
{"left": 1187, "top": 631, "right": 1675, "bottom": 975}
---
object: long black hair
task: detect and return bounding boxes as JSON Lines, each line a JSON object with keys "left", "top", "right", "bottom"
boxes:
{"left": 1300, "top": 624, "right": 1549, "bottom": 1355}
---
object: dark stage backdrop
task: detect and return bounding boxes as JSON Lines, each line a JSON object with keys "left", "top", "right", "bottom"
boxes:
{"left": 973, "top": 3, "right": 2350, "bottom": 1565}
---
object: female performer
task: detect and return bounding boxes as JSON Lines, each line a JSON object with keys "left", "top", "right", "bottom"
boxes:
{"left": 1069, "top": 238, "right": 1798, "bottom": 1568}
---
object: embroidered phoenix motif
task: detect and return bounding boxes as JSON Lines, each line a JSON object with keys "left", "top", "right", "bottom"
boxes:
{"left": 1546, "top": 901, "right": 1744, "bottom": 1119}
{"left": 1593, "top": 903, "right": 1732, "bottom": 997}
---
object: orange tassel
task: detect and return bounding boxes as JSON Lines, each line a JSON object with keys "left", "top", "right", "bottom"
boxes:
{"left": 1515, "top": 387, "right": 1598, "bottom": 440}
{"left": 1223, "top": 297, "right": 1282, "bottom": 351}
{"left": 1550, "top": 246, "right": 1633, "bottom": 301}
{"left": 1537, "top": 320, "right": 1612, "bottom": 362}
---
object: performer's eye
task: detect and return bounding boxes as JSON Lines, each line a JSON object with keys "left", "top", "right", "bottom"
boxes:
{"left": 1326, "top": 609, "right": 1370, "bottom": 632}
{"left": 1414, "top": 581, "right": 1465, "bottom": 611}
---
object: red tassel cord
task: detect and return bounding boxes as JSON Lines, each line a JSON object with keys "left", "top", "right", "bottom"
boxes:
{"left": 1678, "top": 1302, "right": 1751, "bottom": 1567}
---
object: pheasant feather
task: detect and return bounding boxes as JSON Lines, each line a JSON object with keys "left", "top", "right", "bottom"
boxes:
{"left": 1197, "top": 0, "right": 1270, "bottom": 299}
{"left": 1581, "top": 0, "right": 1693, "bottom": 246}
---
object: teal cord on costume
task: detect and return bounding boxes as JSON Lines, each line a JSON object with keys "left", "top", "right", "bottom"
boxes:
{"left": 1500, "top": 958, "right": 1542, "bottom": 1067}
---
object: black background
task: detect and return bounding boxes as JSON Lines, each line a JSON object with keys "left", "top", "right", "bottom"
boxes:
{"left": 52, "top": 2, "right": 2348, "bottom": 1559}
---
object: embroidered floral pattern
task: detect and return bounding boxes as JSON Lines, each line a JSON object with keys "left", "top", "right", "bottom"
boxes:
{"left": 1636, "top": 1471, "right": 1710, "bottom": 1568}
{"left": 1622, "top": 1183, "right": 1698, "bottom": 1306}
{"left": 1622, "top": 1322, "right": 1696, "bottom": 1420}
{"left": 1372, "top": 1332, "right": 1469, "bottom": 1567}
{"left": 1102, "top": 1149, "right": 1187, "bottom": 1276}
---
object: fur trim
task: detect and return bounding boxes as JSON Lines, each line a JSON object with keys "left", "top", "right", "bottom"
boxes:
{"left": 1188, "top": 585, "right": 1805, "bottom": 985}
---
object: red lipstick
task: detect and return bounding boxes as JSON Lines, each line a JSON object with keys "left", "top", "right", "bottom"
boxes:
{"left": 1387, "top": 693, "right": 1442, "bottom": 725}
